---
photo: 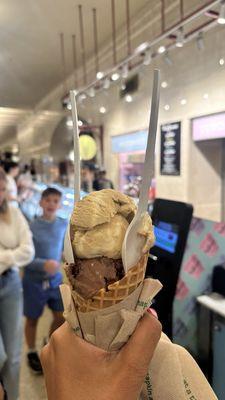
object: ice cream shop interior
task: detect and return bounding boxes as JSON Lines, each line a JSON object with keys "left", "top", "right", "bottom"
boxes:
{"left": 1, "top": 1, "right": 225, "bottom": 399}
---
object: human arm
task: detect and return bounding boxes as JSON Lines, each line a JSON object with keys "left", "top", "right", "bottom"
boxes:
{"left": 0, "top": 383, "right": 4, "bottom": 400}
{"left": 7, "top": 194, "right": 18, "bottom": 202}
{"left": 0, "top": 380, "right": 7, "bottom": 400}
{"left": 26, "top": 258, "right": 60, "bottom": 275}
{"left": 41, "top": 312, "right": 161, "bottom": 400}
{"left": 0, "top": 208, "right": 34, "bottom": 274}
{"left": 6, "top": 176, "right": 18, "bottom": 202}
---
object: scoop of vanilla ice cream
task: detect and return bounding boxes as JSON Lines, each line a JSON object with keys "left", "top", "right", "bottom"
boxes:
{"left": 70, "top": 189, "right": 136, "bottom": 231}
{"left": 70, "top": 189, "right": 154, "bottom": 260}
{"left": 73, "top": 214, "right": 129, "bottom": 259}
{"left": 138, "top": 212, "right": 155, "bottom": 253}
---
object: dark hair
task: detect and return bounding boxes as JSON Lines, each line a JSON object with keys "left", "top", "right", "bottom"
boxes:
{"left": 23, "top": 164, "right": 30, "bottom": 173}
{"left": 0, "top": 167, "right": 9, "bottom": 220}
{"left": 81, "top": 162, "right": 98, "bottom": 172}
{"left": 41, "top": 187, "right": 62, "bottom": 199}
{"left": 0, "top": 167, "right": 7, "bottom": 182}
{"left": 4, "top": 161, "right": 19, "bottom": 173}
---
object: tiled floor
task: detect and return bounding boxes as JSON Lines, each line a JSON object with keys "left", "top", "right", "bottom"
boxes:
{"left": 19, "top": 309, "right": 51, "bottom": 400}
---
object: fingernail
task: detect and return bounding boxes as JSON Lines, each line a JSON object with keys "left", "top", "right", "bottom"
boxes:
{"left": 147, "top": 308, "right": 158, "bottom": 319}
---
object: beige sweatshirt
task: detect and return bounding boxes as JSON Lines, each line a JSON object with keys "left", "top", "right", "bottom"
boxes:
{"left": 0, "top": 206, "right": 34, "bottom": 275}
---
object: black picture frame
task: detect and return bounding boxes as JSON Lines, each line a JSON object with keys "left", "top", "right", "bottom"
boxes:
{"left": 160, "top": 121, "right": 181, "bottom": 176}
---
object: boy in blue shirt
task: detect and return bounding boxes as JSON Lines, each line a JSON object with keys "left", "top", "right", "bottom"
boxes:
{"left": 23, "top": 187, "right": 67, "bottom": 373}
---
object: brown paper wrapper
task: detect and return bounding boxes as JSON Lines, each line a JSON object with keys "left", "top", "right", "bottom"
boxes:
{"left": 60, "top": 256, "right": 217, "bottom": 400}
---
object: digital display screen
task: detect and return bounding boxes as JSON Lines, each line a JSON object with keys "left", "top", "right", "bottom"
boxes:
{"left": 154, "top": 221, "right": 179, "bottom": 254}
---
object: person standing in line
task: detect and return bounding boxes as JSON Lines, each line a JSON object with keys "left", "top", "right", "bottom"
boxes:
{"left": 0, "top": 168, "right": 34, "bottom": 400}
{"left": 4, "top": 162, "right": 20, "bottom": 208}
{"left": 23, "top": 187, "right": 67, "bottom": 374}
{"left": 93, "top": 168, "right": 114, "bottom": 191}
{"left": 17, "top": 164, "right": 34, "bottom": 202}
{"left": 80, "top": 164, "right": 95, "bottom": 193}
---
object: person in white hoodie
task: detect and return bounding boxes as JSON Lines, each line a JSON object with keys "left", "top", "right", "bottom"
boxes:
{"left": 0, "top": 168, "right": 34, "bottom": 400}
{"left": 4, "top": 162, "right": 20, "bottom": 208}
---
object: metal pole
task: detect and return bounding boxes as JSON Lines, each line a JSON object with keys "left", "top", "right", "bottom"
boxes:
{"left": 93, "top": 8, "right": 99, "bottom": 74}
{"left": 161, "top": 0, "right": 165, "bottom": 33}
{"left": 72, "top": 34, "right": 78, "bottom": 89}
{"left": 126, "top": 0, "right": 131, "bottom": 56}
{"left": 111, "top": 0, "right": 117, "bottom": 65}
{"left": 59, "top": 32, "right": 67, "bottom": 93}
{"left": 180, "top": 0, "right": 184, "bottom": 20}
{"left": 78, "top": 4, "right": 87, "bottom": 85}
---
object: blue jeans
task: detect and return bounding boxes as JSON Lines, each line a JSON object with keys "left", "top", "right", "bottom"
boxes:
{"left": 0, "top": 270, "right": 23, "bottom": 400}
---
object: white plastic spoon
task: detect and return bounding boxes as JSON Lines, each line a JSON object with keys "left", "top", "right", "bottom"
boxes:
{"left": 122, "top": 69, "right": 160, "bottom": 272}
{"left": 64, "top": 90, "right": 80, "bottom": 264}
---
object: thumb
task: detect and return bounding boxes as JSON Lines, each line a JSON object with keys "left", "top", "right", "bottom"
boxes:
{"left": 120, "top": 312, "right": 161, "bottom": 372}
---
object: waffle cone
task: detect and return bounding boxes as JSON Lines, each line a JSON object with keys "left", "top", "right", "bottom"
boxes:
{"left": 68, "top": 255, "right": 148, "bottom": 313}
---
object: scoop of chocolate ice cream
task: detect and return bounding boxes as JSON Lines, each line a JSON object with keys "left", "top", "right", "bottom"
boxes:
{"left": 65, "top": 257, "right": 124, "bottom": 299}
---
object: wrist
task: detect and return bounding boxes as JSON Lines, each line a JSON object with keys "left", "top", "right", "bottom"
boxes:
{"left": 0, "top": 381, "right": 7, "bottom": 400}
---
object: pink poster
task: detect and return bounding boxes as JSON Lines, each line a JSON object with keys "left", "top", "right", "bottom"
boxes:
{"left": 184, "top": 254, "right": 204, "bottom": 278}
{"left": 214, "top": 222, "right": 225, "bottom": 237}
{"left": 200, "top": 233, "right": 219, "bottom": 256}
{"left": 175, "top": 279, "right": 189, "bottom": 300}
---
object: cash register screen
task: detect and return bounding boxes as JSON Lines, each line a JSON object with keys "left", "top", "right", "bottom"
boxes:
{"left": 154, "top": 221, "right": 179, "bottom": 254}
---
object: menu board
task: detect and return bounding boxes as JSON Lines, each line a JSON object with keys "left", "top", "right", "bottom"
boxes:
{"left": 160, "top": 121, "right": 181, "bottom": 176}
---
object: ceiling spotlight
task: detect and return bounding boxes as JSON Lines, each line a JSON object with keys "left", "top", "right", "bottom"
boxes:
{"left": 164, "top": 51, "right": 173, "bottom": 66}
{"left": 180, "top": 98, "right": 187, "bottom": 105}
{"left": 69, "top": 151, "right": 74, "bottom": 162}
{"left": 66, "top": 119, "right": 73, "bottom": 127}
{"left": 103, "top": 78, "right": 110, "bottom": 89}
{"left": 158, "top": 45, "right": 166, "bottom": 54}
{"left": 96, "top": 71, "right": 104, "bottom": 80}
{"left": 121, "top": 64, "right": 129, "bottom": 79}
{"left": 12, "top": 144, "right": 19, "bottom": 154}
{"left": 176, "top": 27, "right": 184, "bottom": 48}
{"left": 99, "top": 106, "right": 106, "bottom": 114}
{"left": 78, "top": 120, "right": 83, "bottom": 127}
{"left": 88, "top": 87, "right": 95, "bottom": 97}
{"left": 196, "top": 32, "right": 204, "bottom": 51}
{"left": 164, "top": 104, "right": 170, "bottom": 111}
{"left": 161, "top": 81, "right": 168, "bottom": 88}
{"left": 134, "top": 42, "right": 149, "bottom": 54}
{"left": 218, "top": 1, "right": 225, "bottom": 24}
{"left": 12, "top": 155, "right": 19, "bottom": 162}
{"left": 143, "top": 49, "right": 152, "bottom": 66}
{"left": 203, "top": 93, "right": 209, "bottom": 99}
{"left": 111, "top": 72, "right": 120, "bottom": 81}
{"left": 79, "top": 93, "right": 87, "bottom": 102}
{"left": 219, "top": 58, "right": 225, "bottom": 65}
{"left": 125, "top": 94, "right": 133, "bottom": 103}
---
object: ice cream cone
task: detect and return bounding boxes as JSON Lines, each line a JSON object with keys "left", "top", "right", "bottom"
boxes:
{"left": 65, "top": 255, "right": 148, "bottom": 312}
